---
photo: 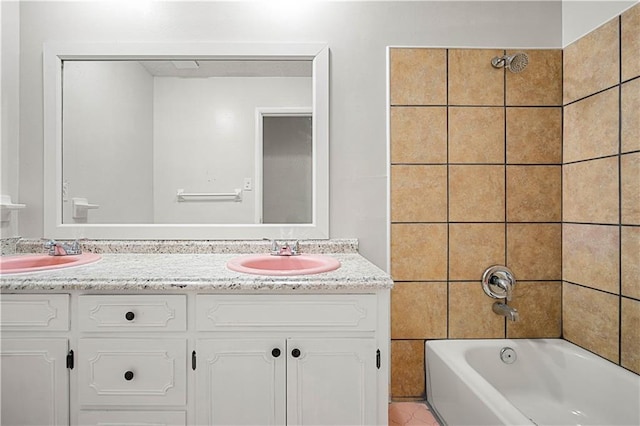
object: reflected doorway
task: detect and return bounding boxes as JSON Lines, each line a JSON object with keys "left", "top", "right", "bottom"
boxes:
{"left": 257, "top": 110, "right": 312, "bottom": 224}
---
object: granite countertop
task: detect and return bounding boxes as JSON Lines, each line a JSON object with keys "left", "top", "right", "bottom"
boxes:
{"left": 0, "top": 239, "right": 393, "bottom": 291}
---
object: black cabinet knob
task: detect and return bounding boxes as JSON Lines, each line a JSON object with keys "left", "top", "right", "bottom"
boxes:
{"left": 272, "top": 348, "right": 281, "bottom": 358}
{"left": 291, "top": 348, "right": 301, "bottom": 358}
{"left": 125, "top": 311, "right": 135, "bottom": 321}
{"left": 124, "top": 371, "right": 134, "bottom": 381}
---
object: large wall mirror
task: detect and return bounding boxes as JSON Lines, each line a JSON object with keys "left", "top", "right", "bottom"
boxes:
{"left": 44, "top": 42, "right": 329, "bottom": 240}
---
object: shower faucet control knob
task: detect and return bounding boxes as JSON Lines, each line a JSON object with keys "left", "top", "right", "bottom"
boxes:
{"left": 482, "top": 265, "right": 516, "bottom": 301}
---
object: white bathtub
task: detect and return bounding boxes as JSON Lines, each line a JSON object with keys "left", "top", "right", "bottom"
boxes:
{"left": 425, "top": 339, "right": 640, "bottom": 426}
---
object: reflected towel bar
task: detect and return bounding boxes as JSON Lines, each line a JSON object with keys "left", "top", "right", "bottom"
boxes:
{"left": 176, "top": 188, "right": 242, "bottom": 202}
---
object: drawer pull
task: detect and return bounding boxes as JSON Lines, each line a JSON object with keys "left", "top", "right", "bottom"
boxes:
{"left": 125, "top": 311, "right": 135, "bottom": 321}
{"left": 124, "top": 371, "right": 134, "bottom": 381}
{"left": 272, "top": 348, "right": 281, "bottom": 358}
{"left": 291, "top": 348, "right": 301, "bottom": 358}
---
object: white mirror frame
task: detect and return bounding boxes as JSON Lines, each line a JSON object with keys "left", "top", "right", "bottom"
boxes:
{"left": 43, "top": 42, "right": 329, "bottom": 240}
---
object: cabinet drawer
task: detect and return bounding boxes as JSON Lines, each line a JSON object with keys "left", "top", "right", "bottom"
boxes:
{"left": 78, "top": 410, "right": 186, "bottom": 425}
{"left": 0, "top": 294, "right": 69, "bottom": 331}
{"left": 78, "top": 338, "right": 187, "bottom": 406}
{"left": 78, "top": 295, "right": 186, "bottom": 331}
{"left": 196, "top": 294, "right": 377, "bottom": 331}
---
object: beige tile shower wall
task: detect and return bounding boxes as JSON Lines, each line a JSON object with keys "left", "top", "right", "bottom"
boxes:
{"left": 389, "top": 47, "right": 563, "bottom": 399}
{"left": 562, "top": 4, "right": 640, "bottom": 375}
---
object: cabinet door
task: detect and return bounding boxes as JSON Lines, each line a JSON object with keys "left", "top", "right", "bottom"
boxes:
{"left": 1, "top": 338, "right": 69, "bottom": 425}
{"left": 286, "top": 338, "right": 377, "bottom": 426}
{"left": 196, "top": 339, "right": 285, "bottom": 426}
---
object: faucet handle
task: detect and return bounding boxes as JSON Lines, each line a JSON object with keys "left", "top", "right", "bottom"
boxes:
{"left": 43, "top": 239, "right": 58, "bottom": 254}
{"left": 264, "top": 238, "right": 281, "bottom": 255}
{"left": 69, "top": 240, "right": 82, "bottom": 253}
{"left": 291, "top": 240, "right": 299, "bottom": 255}
{"left": 482, "top": 265, "right": 516, "bottom": 300}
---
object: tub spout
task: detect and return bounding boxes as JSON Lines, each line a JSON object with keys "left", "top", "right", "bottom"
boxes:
{"left": 492, "top": 302, "right": 519, "bottom": 321}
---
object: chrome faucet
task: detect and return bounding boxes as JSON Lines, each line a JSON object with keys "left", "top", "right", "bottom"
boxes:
{"left": 490, "top": 275, "right": 515, "bottom": 301}
{"left": 43, "top": 239, "right": 82, "bottom": 256}
{"left": 482, "top": 265, "right": 516, "bottom": 301}
{"left": 482, "top": 265, "right": 518, "bottom": 321}
{"left": 492, "top": 302, "right": 519, "bottom": 321}
{"left": 266, "top": 239, "right": 299, "bottom": 256}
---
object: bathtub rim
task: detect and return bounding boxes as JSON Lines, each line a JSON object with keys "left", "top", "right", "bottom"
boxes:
{"left": 425, "top": 338, "right": 640, "bottom": 426}
{"left": 426, "top": 338, "right": 534, "bottom": 425}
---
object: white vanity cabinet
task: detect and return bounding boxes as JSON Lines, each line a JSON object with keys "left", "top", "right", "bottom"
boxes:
{"left": 0, "top": 294, "right": 71, "bottom": 426}
{"left": 0, "top": 290, "right": 389, "bottom": 426}
{"left": 195, "top": 294, "right": 380, "bottom": 425}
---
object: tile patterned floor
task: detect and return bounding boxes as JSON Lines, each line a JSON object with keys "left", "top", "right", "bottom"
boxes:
{"left": 389, "top": 402, "right": 440, "bottom": 426}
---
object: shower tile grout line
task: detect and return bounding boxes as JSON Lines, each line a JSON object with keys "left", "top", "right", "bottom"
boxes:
{"left": 390, "top": 104, "right": 564, "bottom": 108}
{"left": 503, "top": 48, "right": 508, "bottom": 339}
{"left": 560, "top": 46, "right": 565, "bottom": 341}
{"left": 445, "top": 47, "right": 450, "bottom": 342}
{"left": 617, "top": 15, "right": 623, "bottom": 367}
{"left": 391, "top": 162, "right": 571, "bottom": 166}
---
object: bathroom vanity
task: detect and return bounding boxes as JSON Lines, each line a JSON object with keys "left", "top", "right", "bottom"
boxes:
{"left": 0, "top": 240, "right": 392, "bottom": 426}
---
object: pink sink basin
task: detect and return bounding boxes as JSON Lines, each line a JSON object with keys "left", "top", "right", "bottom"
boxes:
{"left": 227, "top": 254, "right": 340, "bottom": 276}
{"left": 0, "top": 253, "right": 102, "bottom": 275}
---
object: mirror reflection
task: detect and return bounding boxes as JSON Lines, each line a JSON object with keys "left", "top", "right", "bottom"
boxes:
{"left": 61, "top": 59, "right": 313, "bottom": 224}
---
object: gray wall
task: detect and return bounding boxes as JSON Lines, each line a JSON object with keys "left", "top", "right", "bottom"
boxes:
{"left": 562, "top": 0, "right": 639, "bottom": 46}
{"left": 15, "top": 1, "right": 565, "bottom": 268}
{"left": 1, "top": 1, "right": 20, "bottom": 239}
{"left": 63, "top": 61, "right": 154, "bottom": 224}
{"left": 153, "top": 76, "right": 311, "bottom": 224}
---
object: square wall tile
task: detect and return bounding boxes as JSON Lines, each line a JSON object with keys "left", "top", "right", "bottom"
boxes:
{"left": 391, "top": 165, "right": 447, "bottom": 222}
{"left": 391, "top": 224, "right": 447, "bottom": 281}
{"left": 506, "top": 107, "right": 562, "bottom": 164}
{"left": 448, "top": 49, "right": 504, "bottom": 106}
{"left": 449, "top": 224, "right": 505, "bottom": 281}
{"left": 391, "top": 340, "right": 425, "bottom": 398}
{"left": 564, "top": 18, "right": 619, "bottom": 104}
{"left": 449, "top": 282, "right": 505, "bottom": 338}
{"left": 507, "top": 282, "right": 562, "bottom": 338}
{"left": 622, "top": 3, "right": 640, "bottom": 81}
{"left": 622, "top": 153, "right": 640, "bottom": 225}
{"left": 449, "top": 107, "right": 504, "bottom": 163}
{"left": 390, "top": 48, "right": 447, "bottom": 106}
{"left": 391, "top": 107, "right": 447, "bottom": 164}
{"left": 563, "top": 224, "right": 620, "bottom": 294}
{"left": 563, "top": 282, "right": 619, "bottom": 363}
{"left": 622, "top": 226, "right": 640, "bottom": 300}
{"left": 506, "top": 49, "right": 563, "bottom": 106}
{"left": 622, "top": 78, "right": 640, "bottom": 153}
{"left": 449, "top": 165, "right": 505, "bottom": 222}
{"left": 507, "top": 166, "right": 561, "bottom": 222}
{"left": 507, "top": 224, "right": 562, "bottom": 281}
{"left": 621, "top": 298, "right": 640, "bottom": 374}
{"left": 563, "top": 157, "right": 619, "bottom": 224}
{"left": 391, "top": 282, "right": 447, "bottom": 339}
{"left": 563, "top": 87, "right": 619, "bottom": 163}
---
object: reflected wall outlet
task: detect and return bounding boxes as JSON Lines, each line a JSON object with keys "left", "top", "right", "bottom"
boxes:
{"left": 63, "top": 181, "right": 69, "bottom": 202}
{"left": 243, "top": 178, "right": 252, "bottom": 191}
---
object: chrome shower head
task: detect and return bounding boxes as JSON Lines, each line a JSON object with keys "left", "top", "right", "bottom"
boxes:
{"left": 491, "top": 52, "right": 529, "bottom": 73}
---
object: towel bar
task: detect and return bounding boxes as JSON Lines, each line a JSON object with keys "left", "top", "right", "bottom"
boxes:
{"left": 176, "top": 188, "right": 242, "bottom": 202}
